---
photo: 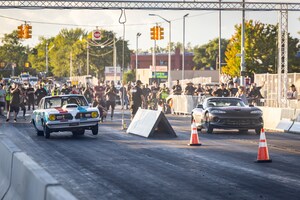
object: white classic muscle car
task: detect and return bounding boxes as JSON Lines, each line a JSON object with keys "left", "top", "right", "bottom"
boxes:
{"left": 32, "top": 94, "right": 100, "bottom": 138}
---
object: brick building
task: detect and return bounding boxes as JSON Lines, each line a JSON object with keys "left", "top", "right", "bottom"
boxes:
{"left": 130, "top": 48, "right": 194, "bottom": 71}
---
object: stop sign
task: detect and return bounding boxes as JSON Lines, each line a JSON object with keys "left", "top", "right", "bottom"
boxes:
{"left": 93, "top": 30, "right": 101, "bottom": 40}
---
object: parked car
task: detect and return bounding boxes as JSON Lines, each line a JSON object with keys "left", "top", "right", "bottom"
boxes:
{"left": 191, "top": 97, "right": 263, "bottom": 134}
{"left": 31, "top": 94, "right": 100, "bottom": 138}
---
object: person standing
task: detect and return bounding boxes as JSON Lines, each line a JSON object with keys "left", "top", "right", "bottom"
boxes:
{"left": 19, "top": 86, "right": 27, "bottom": 120}
{"left": 5, "top": 84, "right": 11, "bottom": 113}
{"left": 6, "top": 83, "right": 21, "bottom": 122}
{"left": 105, "top": 81, "right": 118, "bottom": 120}
{"left": 119, "top": 83, "right": 129, "bottom": 110}
{"left": 35, "top": 84, "right": 47, "bottom": 105}
{"left": 26, "top": 84, "right": 35, "bottom": 110}
{"left": 185, "top": 82, "right": 196, "bottom": 95}
{"left": 235, "top": 86, "right": 248, "bottom": 105}
{"left": 83, "top": 83, "right": 94, "bottom": 103}
{"left": 0, "top": 84, "right": 6, "bottom": 116}
{"left": 130, "top": 80, "right": 144, "bottom": 119}
{"left": 172, "top": 80, "right": 182, "bottom": 95}
{"left": 212, "top": 83, "right": 230, "bottom": 97}
{"left": 61, "top": 83, "right": 71, "bottom": 95}
{"left": 142, "top": 83, "right": 151, "bottom": 109}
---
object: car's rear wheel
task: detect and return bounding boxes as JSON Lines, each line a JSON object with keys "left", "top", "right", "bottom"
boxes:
{"left": 205, "top": 113, "right": 213, "bottom": 134}
{"left": 72, "top": 129, "right": 85, "bottom": 136}
{"left": 43, "top": 122, "right": 50, "bottom": 139}
{"left": 91, "top": 124, "right": 98, "bottom": 135}
{"left": 33, "top": 120, "right": 44, "bottom": 136}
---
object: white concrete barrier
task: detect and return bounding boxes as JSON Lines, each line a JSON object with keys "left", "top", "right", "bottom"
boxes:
{"left": 0, "top": 138, "right": 21, "bottom": 199}
{"left": 4, "top": 152, "right": 60, "bottom": 200}
{"left": 276, "top": 119, "right": 294, "bottom": 132}
{"left": 46, "top": 186, "right": 77, "bottom": 200}
{"left": 289, "top": 122, "right": 300, "bottom": 134}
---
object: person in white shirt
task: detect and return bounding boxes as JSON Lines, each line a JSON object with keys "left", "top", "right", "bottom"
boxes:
{"left": 287, "top": 84, "right": 298, "bottom": 99}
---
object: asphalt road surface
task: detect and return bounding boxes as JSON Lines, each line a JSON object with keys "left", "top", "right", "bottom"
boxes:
{"left": 0, "top": 108, "right": 300, "bottom": 200}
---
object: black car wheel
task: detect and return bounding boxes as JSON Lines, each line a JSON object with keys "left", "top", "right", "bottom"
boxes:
{"left": 255, "top": 128, "right": 262, "bottom": 135}
{"left": 72, "top": 129, "right": 85, "bottom": 136}
{"left": 33, "top": 120, "right": 44, "bottom": 136}
{"left": 91, "top": 124, "right": 98, "bottom": 135}
{"left": 43, "top": 122, "right": 51, "bottom": 139}
{"left": 205, "top": 113, "right": 213, "bottom": 134}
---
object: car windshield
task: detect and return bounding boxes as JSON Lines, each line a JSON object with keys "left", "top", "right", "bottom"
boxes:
{"left": 206, "top": 98, "right": 246, "bottom": 107}
{"left": 44, "top": 96, "right": 88, "bottom": 109}
{"left": 21, "top": 74, "right": 29, "bottom": 78}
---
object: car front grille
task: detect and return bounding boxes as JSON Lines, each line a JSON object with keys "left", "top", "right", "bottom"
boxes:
{"left": 216, "top": 118, "right": 262, "bottom": 126}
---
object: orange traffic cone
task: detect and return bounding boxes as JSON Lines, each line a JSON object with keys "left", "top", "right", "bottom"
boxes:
{"left": 188, "top": 120, "right": 201, "bottom": 146}
{"left": 255, "top": 128, "right": 272, "bottom": 163}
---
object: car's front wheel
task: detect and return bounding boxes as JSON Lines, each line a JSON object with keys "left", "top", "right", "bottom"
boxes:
{"left": 43, "top": 122, "right": 51, "bottom": 139}
{"left": 91, "top": 124, "right": 98, "bottom": 135}
{"left": 205, "top": 113, "right": 213, "bottom": 134}
{"left": 33, "top": 120, "right": 44, "bottom": 136}
{"left": 255, "top": 128, "right": 262, "bottom": 135}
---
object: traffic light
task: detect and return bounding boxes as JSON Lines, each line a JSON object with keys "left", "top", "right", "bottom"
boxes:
{"left": 158, "top": 26, "right": 164, "bottom": 40}
{"left": 25, "top": 62, "right": 30, "bottom": 68}
{"left": 150, "top": 26, "right": 157, "bottom": 40}
{"left": 17, "top": 25, "right": 24, "bottom": 39}
{"left": 24, "top": 25, "right": 32, "bottom": 39}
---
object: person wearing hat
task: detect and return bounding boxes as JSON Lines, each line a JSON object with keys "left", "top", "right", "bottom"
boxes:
{"left": 184, "top": 81, "right": 196, "bottom": 95}
{"left": 287, "top": 84, "right": 298, "bottom": 99}
{"left": 129, "top": 80, "right": 144, "bottom": 119}
{"left": 212, "top": 83, "right": 230, "bottom": 97}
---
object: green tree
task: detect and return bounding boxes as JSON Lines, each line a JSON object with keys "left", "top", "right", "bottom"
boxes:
{"left": 193, "top": 38, "right": 229, "bottom": 70}
{"left": 123, "top": 70, "right": 135, "bottom": 83}
{"left": 223, "top": 20, "right": 300, "bottom": 77}
{"left": 0, "top": 31, "right": 29, "bottom": 77}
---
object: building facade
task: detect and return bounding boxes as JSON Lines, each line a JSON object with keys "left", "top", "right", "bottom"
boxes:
{"left": 130, "top": 48, "right": 194, "bottom": 71}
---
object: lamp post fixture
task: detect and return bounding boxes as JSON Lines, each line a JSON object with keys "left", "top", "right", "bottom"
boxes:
{"left": 149, "top": 13, "right": 172, "bottom": 88}
{"left": 182, "top": 13, "right": 189, "bottom": 83}
{"left": 136, "top": 32, "right": 141, "bottom": 80}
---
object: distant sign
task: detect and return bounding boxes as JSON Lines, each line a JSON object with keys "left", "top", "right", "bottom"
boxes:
{"left": 152, "top": 72, "right": 168, "bottom": 79}
{"left": 92, "top": 30, "right": 101, "bottom": 40}
{"left": 150, "top": 65, "right": 167, "bottom": 72}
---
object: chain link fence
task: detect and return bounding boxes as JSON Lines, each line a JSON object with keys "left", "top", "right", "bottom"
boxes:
{"left": 254, "top": 73, "right": 300, "bottom": 108}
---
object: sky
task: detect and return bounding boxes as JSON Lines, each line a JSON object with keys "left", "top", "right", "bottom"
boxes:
{"left": 0, "top": 0, "right": 299, "bottom": 51}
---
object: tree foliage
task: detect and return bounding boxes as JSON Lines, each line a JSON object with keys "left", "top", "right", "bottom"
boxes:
{"left": 0, "top": 31, "right": 29, "bottom": 77}
{"left": 193, "top": 38, "right": 229, "bottom": 70}
{"left": 27, "top": 28, "right": 131, "bottom": 78}
{"left": 223, "top": 20, "right": 300, "bottom": 77}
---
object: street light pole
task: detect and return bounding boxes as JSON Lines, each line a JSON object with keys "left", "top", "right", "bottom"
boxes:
{"left": 219, "top": 0, "right": 222, "bottom": 78}
{"left": 136, "top": 32, "right": 141, "bottom": 81}
{"left": 182, "top": 13, "right": 189, "bottom": 83}
{"left": 240, "top": 0, "right": 246, "bottom": 86}
{"left": 149, "top": 14, "right": 172, "bottom": 88}
{"left": 87, "top": 41, "right": 90, "bottom": 75}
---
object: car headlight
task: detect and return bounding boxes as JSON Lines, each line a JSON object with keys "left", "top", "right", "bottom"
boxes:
{"left": 91, "top": 111, "right": 98, "bottom": 118}
{"left": 49, "top": 114, "right": 56, "bottom": 121}
{"left": 250, "top": 110, "right": 262, "bottom": 114}
{"left": 210, "top": 110, "right": 226, "bottom": 114}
